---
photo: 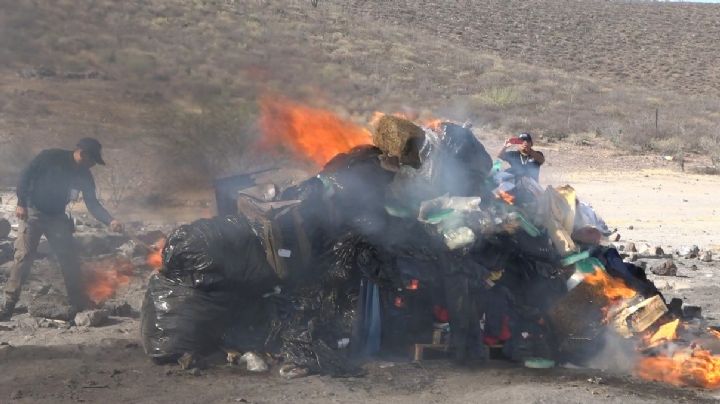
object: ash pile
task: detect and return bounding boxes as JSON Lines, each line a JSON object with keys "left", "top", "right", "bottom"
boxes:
{"left": 140, "top": 116, "right": 718, "bottom": 386}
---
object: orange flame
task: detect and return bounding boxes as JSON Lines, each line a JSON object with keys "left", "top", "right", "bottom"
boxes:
{"left": 147, "top": 238, "right": 166, "bottom": 272}
{"left": 584, "top": 266, "right": 637, "bottom": 301}
{"left": 648, "top": 319, "right": 680, "bottom": 346}
{"left": 637, "top": 348, "right": 720, "bottom": 389}
{"left": 83, "top": 256, "right": 135, "bottom": 304}
{"left": 424, "top": 118, "right": 443, "bottom": 131}
{"left": 497, "top": 190, "right": 515, "bottom": 205}
{"left": 259, "top": 97, "right": 372, "bottom": 166}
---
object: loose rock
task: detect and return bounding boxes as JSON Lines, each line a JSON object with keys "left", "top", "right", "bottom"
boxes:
{"left": 683, "top": 305, "right": 702, "bottom": 319}
{"left": 0, "top": 218, "right": 11, "bottom": 238}
{"left": 74, "top": 309, "right": 110, "bottom": 327}
{"left": 116, "top": 240, "right": 149, "bottom": 258}
{"left": 102, "top": 300, "right": 135, "bottom": 317}
{"left": 650, "top": 259, "right": 677, "bottom": 276}
{"left": 677, "top": 245, "right": 700, "bottom": 259}
{"left": 0, "top": 242, "right": 13, "bottom": 265}
{"left": 75, "top": 233, "right": 129, "bottom": 257}
{"left": 241, "top": 352, "right": 269, "bottom": 372}
{"left": 10, "top": 390, "right": 23, "bottom": 400}
{"left": 279, "top": 364, "right": 309, "bottom": 380}
{"left": 626, "top": 242, "right": 637, "bottom": 253}
{"left": 177, "top": 352, "right": 197, "bottom": 370}
{"left": 38, "top": 318, "right": 71, "bottom": 329}
{"left": 635, "top": 243, "right": 652, "bottom": 255}
{"left": 654, "top": 246, "right": 665, "bottom": 256}
{"left": 29, "top": 292, "right": 74, "bottom": 321}
{"left": 701, "top": 251, "right": 713, "bottom": 262}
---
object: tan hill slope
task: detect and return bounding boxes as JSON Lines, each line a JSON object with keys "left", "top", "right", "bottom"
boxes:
{"left": 0, "top": 0, "right": 718, "bottom": 198}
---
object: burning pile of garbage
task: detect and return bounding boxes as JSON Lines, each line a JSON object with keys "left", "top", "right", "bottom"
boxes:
{"left": 140, "top": 99, "right": 720, "bottom": 387}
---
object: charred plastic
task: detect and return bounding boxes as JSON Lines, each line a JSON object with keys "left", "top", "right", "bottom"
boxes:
{"left": 140, "top": 118, "right": 669, "bottom": 376}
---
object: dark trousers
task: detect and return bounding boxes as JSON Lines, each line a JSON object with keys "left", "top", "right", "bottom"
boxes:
{"left": 3, "top": 209, "right": 87, "bottom": 309}
{"left": 443, "top": 270, "right": 483, "bottom": 363}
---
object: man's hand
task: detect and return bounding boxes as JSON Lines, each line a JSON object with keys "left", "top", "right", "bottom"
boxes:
{"left": 15, "top": 206, "right": 27, "bottom": 221}
{"left": 503, "top": 138, "right": 514, "bottom": 149}
{"left": 110, "top": 219, "right": 124, "bottom": 233}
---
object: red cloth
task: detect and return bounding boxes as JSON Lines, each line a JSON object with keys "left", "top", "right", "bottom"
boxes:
{"left": 432, "top": 305, "right": 449, "bottom": 323}
{"left": 483, "top": 315, "right": 512, "bottom": 345}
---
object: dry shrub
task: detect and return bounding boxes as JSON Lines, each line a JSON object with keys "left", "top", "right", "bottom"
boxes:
{"left": 115, "top": 48, "right": 158, "bottom": 78}
{"left": 153, "top": 98, "right": 261, "bottom": 186}
{"left": 567, "top": 132, "right": 596, "bottom": 146}
{"left": 648, "top": 137, "right": 684, "bottom": 155}
{"left": 0, "top": 139, "right": 35, "bottom": 187}
{"left": 699, "top": 135, "right": 720, "bottom": 167}
{"left": 95, "top": 155, "right": 151, "bottom": 209}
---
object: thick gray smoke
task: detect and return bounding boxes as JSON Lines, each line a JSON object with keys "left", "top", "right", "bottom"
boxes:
{"left": 584, "top": 330, "right": 639, "bottom": 372}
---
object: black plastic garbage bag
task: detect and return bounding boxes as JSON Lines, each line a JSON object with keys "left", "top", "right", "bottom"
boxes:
{"left": 321, "top": 146, "right": 394, "bottom": 237}
{"left": 262, "top": 234, "right": 366, "bottom": 377}
{"left": 160, "top": 215, "right": 279, "bottom": 290}
{"left": 140, "top": 274, "right": 236, "bottom": 362}
{"left": 275, "top": 316, "right": 365, "bottom": 378}
{"left": 436, "top": 123, "right": 493, "bottom": 197}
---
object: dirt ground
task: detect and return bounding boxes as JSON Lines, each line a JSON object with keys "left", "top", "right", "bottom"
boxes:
{"left": 3, "top": 0, "right": 720, "bottom": 401}
{"left": 2, "top": 143, "right": 720, "bottom": 403}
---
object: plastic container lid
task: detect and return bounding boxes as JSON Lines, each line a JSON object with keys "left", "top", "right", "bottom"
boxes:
{"left": 524, "top": 358, "right": 556, "bottom": 369}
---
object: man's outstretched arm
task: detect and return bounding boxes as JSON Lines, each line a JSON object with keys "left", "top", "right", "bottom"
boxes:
{"left": 81, "top": 174, "right": 122, "bottom": 231}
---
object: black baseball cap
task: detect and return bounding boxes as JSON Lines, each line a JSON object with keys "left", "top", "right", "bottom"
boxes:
{"left": 76, "top": 137, "right": 105, "bottom": 165}
{"left": 518, "top": 133, "right": 532, "bottom": 143}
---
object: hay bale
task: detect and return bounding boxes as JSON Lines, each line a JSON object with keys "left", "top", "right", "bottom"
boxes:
{"left": 373, "top": 115, "right": 425, "bottom": 167}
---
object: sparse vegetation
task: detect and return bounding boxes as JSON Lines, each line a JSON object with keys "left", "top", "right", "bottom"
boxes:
{"left": 474, "top": 87, "right": 521, "bottom": 108}
{"left": 3, "top": 0, "right": 720, "bottom": 196}
{"left": 96, "top": 157, "right": 149, "bottom": 209}
{"left": 699, "top": 135, "right": 720, "bottom": 168}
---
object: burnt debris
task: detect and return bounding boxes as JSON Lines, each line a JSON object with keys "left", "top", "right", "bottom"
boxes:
{"left": 139, "top": 117, "right": 684, "bottom": 380}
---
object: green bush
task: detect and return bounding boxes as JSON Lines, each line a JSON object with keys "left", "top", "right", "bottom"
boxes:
{"left": 475, "top": 86, "right": 521, "bottom": 108}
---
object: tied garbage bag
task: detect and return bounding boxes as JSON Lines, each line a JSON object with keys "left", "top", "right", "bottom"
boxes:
{"left": 574, "top": 201, "right": 611, "bottom": 235}
{"left": 422, "top": 122, "right": 492, "bottom": 198}
{"left": 439, "top": 123, "right": 493, "bottom": 191}
{"left": 161, "top": 215, "right": 279, "bottom": 290}
{"left": 140, "top": 274, "right": 236, "bottom": 362}
{"left": 418, "top": 195, "right": 483, "bottom": 250}
{"left": 537, "top": 185, "right": 577, "bottom": 255}
{"left": 314, "top": 145, "right": 394, "bottom": 237}
{"left": 262, "top": 233, "right": 365, "bottom": 378}
{"left": 240, "top": 352, "right": 269, "bottom": 372}
{"left": 443, "top": 227, "right": 476, "bottom": 250}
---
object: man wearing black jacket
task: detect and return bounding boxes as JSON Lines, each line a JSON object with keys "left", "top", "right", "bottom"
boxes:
{"left": 0, "top": 138, "right": 123, "bottom": 320}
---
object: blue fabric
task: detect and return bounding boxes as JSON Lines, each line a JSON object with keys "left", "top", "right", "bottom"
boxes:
{"left": 360, "top": 279, "right": 381, "bottom": 355}
{"left": 500, "top": 150, "right": 542, "bottom": 182}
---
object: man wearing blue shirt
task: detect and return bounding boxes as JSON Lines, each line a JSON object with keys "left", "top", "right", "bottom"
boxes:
{"left": 498, "top": 133, "right": 545, "bottom": 182}
{"left": 1, "top": 138, "right": 123, "bottom": 320}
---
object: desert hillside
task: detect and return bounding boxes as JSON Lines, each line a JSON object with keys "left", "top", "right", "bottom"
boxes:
{"left": 1, "top": 0, "right": 719, "bottom": 200}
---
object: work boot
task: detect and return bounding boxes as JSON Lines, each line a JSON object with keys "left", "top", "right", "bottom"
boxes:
{"left": 0, "top": 298, "right": 16, "bottom": 321}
